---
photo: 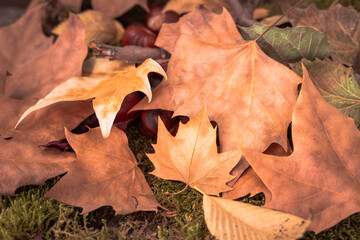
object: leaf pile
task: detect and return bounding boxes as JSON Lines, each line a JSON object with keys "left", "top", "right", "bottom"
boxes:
{"left": 1, "top": 0, "right": 360, "bottom": 239}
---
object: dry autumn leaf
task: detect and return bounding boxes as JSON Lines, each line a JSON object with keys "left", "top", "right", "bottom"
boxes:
{"left": 46, "top": 127, "right": 159, "bottom": 214}
{"left": 303, "top": 58, "right": 360, "bottom": 127}
{"left": 203, "top": 194, "right": 310, "bottom": 240}
{"left": 16, "top": 58, "right": 167, "bottom": 138}
{"left": 148, "top": 106, "right": 242, "bottom": 195}
{"left": 134, "top": 7, "right": 302, "bottom": 159}
{"left": 91, "top": 0, "right": 149, "bottom": 18}
{"left": 53, "top": 10, "right": 124, "bottom": 44}
{"left": 286, "top": 3, "right": 360, "bottom": 67}
{"left": 241, "top": 66, "right": 360, "bottom": 233}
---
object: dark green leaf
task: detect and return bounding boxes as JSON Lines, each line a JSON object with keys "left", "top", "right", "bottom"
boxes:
{"left": 238, "top": 23, "right": 330, "bottom": 66}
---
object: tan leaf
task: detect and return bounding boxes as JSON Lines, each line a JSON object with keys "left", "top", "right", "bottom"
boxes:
{"left": 16, "top": 58, "right": 166, "bottom": 138}
{"left": 82, "top": 56, "right": 132, "bottom": 74}
{"left": 53, "top": 10, "right": 124, "bottom": 44}
{"left": 91, "top": 0, "right": 149, "bottom": 18}
{"left": 260, "top": 15, "right": 289, "bottom": 26}
{"left": 148, "top": 105, "right": 242, "bottom": 195}
{"left": 286, "top": 3, "right": 360, "bottom": 66}
{"left": 203, "top": 194, "right": 310, "bottom": 240}
{"left": 46, "top": 127, "right": 159, "bottom": 215}
{"left": 253, "top": 8, "right": 270, "bottom": 20}
{"left": 134, "top": 7, "right": 302, "bottom": 157}
{"left": 241, "top": 66, "right": 360, "bottom": 232}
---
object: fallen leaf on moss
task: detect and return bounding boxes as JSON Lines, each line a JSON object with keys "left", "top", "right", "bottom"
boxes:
{"left": 203, "top": 194, "right": 310, "bottom": 240}
{"left": 16, "top": 58, "right": 166, "bottom": 138}
{"left": 148, "top": 105, "right": 242, "bottom": 195}
{"left": 46, "top": 127, "right": 159, "bottom": 214}
{"left": 53, "top": 10, "right": 124, "bottom": 44}
{"left": 241, "top": 66, "right": 360, "bottom": 232}
{"left": 134, "top": 7, "right": 302, "bottom": 158}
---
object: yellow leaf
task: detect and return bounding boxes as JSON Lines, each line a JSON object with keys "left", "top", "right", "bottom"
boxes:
{"left": 53, "top": 10, "right": 124, "bottom": 44}
{"left": 203, "top": 194, "right": 310, "bottom": 240}
{"left": 148, "top": 105, "right": 242, "bottom": 195}
{"left": 16, "top": 58, "right": 166, "bottom": 138}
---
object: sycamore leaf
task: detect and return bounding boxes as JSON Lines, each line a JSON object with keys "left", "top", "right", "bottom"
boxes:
{"left": 148, "top": 106, "right": 242, "bottom": 195}
{"left": 241, "top": 66, "right": 360, "bottom": 233}
{"left": 53, "top": 10, "right": 124, "bottom": 44}
{"left": 16, "top": 58, "right": 166, "bottom": 138}
{"left": 91, "top": 0, "right": 149, "bottom": 18}
{"left": 303, "top": 58, "right": 360, "bottom": 127}
{"left": 134, "top": 7, "right": 302, "bottom": 160}
{"left": 46, "top": 127, "right": 159, "bottom": 214}
{"left": 239, "top": 24, "right": 330, "bottom": 66}
{"left": 286, "top": 3, "right": 360, "bottom": 67}
{"left": 203, "top": 195, "right": 310, "bottom": 240}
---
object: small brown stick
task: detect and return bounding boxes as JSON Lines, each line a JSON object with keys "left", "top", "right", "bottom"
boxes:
{"left": 89, "top": 40, "right": 170, "bottom": 64}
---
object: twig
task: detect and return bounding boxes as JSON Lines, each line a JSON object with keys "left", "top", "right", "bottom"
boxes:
{"left": 89, "top": 40, "right": 170, "bottom": 64}
{"left": 227, "top": 0, "right": 256, "bottom": 27}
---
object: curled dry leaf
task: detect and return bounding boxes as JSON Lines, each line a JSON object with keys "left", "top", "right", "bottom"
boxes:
{"left": 91, "top": 0, "right": 149, "bottom": 18}
{"left": 241, "top": 66, "right": 360, "bottom": 232}
{"left": 303, "top": 58, "right": 360, "bottom": 127}
{"left": 203, "top": 194, "right": 310, "bottom": 240}
{"left": 148, "top": 105, "right": 242, "bottom": 195}
{"left": 46, "top": 127, "right": 159, "bottom": 214}
{"left": 286, "top": 3, "right": 360, "bottom": 67}
{"left": 53, "top": 10, "right": 124, "bottom": 44}
{"left": 16, "top": 58, "right": 167, "bottom": 138}
{"left": 134, "top": 7, "right": 302, "bottom": 157}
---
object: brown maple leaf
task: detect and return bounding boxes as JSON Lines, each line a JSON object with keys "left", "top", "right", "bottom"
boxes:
{"left": 134, "top": 7, "right": 301, "bottom": 160}
{"left": 148, "top": 106, "right": 242, "bottom": 195}
{"left": 46, "top": 127, "right": 159, "bottom": 215}
{"left": 286, "top": 3, "right": 360, "bottom": 67}
{"left": 91, "top": 0, "right": 149, "bottom": 18}
{"left": 239, "top": 66, "right": 360, "bottom": 233}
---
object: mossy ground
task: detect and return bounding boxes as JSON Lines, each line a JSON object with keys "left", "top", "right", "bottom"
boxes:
{"left": 0, "top": 124, "right": 359, "bottom": 239}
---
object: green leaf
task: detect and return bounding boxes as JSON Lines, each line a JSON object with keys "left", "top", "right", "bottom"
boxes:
{"left": 238, "top": 24, "right": 330, "bottom": 66}
{"left": 303, "top": 58, "right": 360, "bottom": 127}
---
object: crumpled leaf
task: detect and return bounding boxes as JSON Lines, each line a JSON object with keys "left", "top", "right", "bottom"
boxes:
{"left": 148, "top": 106, "right": 242, "bottom": 195}
{"left": 286, "top": 3, "right": 360, "bottom": 67}
{"left": 133, "top": 7, "right": 302, "bottom": 157}
{"left": 91, "top": 0, "right": 149, "bottom": 18}
{"left": 16, "top": 58, "right": 166, "bottom": 138}
{"left": 241, "top": 66, "right": 360, "bottom": 233}
{"left": 239, "top": 23, "right": 330, "bottom": 66}
{"left": 46, "top": 127, "right": 159, "bottom": 215}
{"left": 203, "top": 194, "right": 310, "bottom": 240}
{"left": 0, "top": 3, "right": 52, "bottom": 73}
{"left": 303, "top": 58, "right": 360, "bottom": 127}
{"left": 53, "top": 10, "right": 124, "bottom": 44}
{"left": 163, "top": 0, "right": 236, "bottom": 18}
